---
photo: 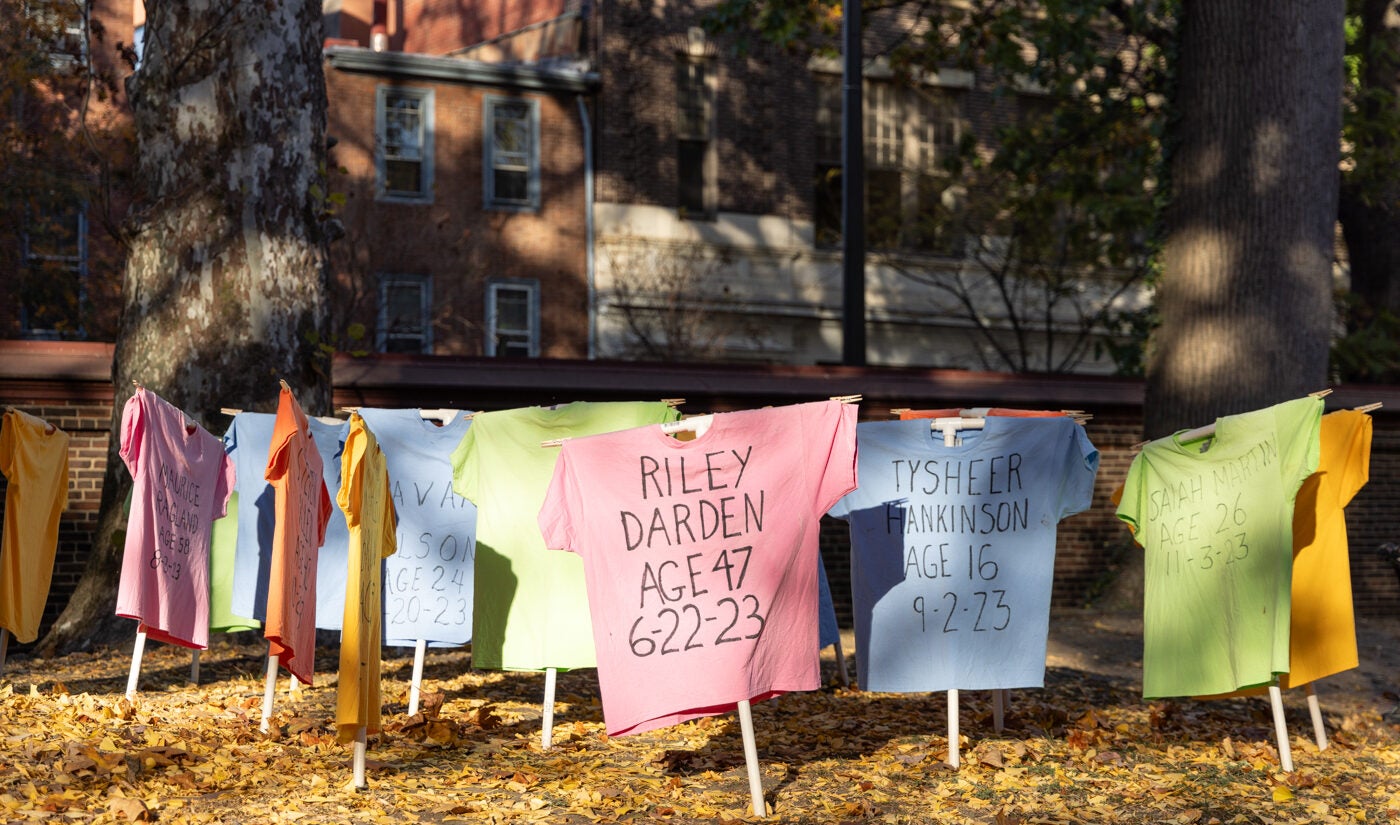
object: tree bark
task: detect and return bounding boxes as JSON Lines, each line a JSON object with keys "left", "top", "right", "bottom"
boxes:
{"left": 1339, "top": 0, "right": 1400, "bottom": 316}
{"left": 39, "top": 0, "right": 330, "bottom": 654}
{"left": 1145, "top": 1, "right": 1343, "bottom": 439}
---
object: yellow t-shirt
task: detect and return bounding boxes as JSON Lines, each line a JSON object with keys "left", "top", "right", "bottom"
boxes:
{"left": 336, "top": 414, "right": 397, "bottom": 743}
{"left": 0, "top": 410, "right": 69, "bottom": 643}
{"left": 1283, "top": 409, "right": 1371, "bottom": 687}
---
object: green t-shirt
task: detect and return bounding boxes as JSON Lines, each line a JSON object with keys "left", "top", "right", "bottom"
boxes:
{"left": 1117, "top": 397, "right": 1322, "bottom": 698}
{"left": 208, "top": 492, "right": 262, "bottom": 634}
{"left": 451, "top": 402, "right": 680, "bottom": 671}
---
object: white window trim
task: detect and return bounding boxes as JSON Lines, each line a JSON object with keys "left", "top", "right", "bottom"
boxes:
{"left": 377, "top": 273, "right": 433, "bottom": 354}
{"left": 485, "top": 278, "right": 540, "bottom": 357}
{"left": 483, "top": 96, "right": 540, "bottom": 211}
{"left": 375, "top": 85, "right": 435, "bottom": 203}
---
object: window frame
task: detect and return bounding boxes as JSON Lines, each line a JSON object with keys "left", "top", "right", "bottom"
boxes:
{"left": 376, "top": 273, "right": 433, "bottom": 354}
{"left": 675, "top": 52, "right": 717, "bottom": 220}
{"left": 813, "top": 72, "right": 966, "bottom": 255}
{"left": 20, "top": 202, "right": 88, "bottom": 339}
{"left": 375, "top": 85, "right": 435, "bottom": 203}
{"left": 485, "top": 278, "right": 540, "bottom": 357}
{"left": 483, "top": 95, "right": 540, "bottom": 212}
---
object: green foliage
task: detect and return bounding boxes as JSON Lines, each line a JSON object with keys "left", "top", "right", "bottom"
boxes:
{"left": 1330, "top": 293, "right": 1400, "bottom": 383}
{"left": 707, "top": 0, "right": 1174, "bottom": 373}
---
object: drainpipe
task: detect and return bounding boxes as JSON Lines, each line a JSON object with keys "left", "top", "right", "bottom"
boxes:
{"left": 578, "top": 95, "right": 597, "bottom": 359}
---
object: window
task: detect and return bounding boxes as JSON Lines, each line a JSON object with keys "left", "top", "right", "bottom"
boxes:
{"left": 676, "top": 56, "right": 715, "bottom": 217}
{"left": 377, "top": 274, "right": 431, "bottom": 353}
{"left": 814, "top": 75, "right": 964, "bottom": 254}
{"left": 376, "top": 86, "right": 434, "bottom": 201}
{"left": 21, "top": 204, "right": 88, "bottom": 339}
{"left": 486, "top": 279, "right": 539, "bottom": 357}
{"left": 484, "top": 96, "right": 539, "bottom": 210}
{"left": 25, "top": 0, "right": 87, "bottom": 69}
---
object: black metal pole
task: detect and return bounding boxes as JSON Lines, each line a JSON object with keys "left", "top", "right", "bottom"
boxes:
{"left": 840, "top": 0, "right": 866, "bottom": 366}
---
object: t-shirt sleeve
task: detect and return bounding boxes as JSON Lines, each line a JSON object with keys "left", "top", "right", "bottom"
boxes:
{"left": 538, "top": 446, "right": 581, "bottom": 553}
{"left": 379, "top": 461, "right": 399, "bottom": 559}
{"left": 338, "top": 422, "right": 364, "bottom": 528}
{"left": 1277, "top": 397, "right": 1324, "bottom": 496}
{"left": 1336, "top": 411, "right": 1372, "bottom": 507}
{"left": 449, "top": 421, "right": 479, "bottom": 503}
{"left": 812, "top": 401, "right": 860, "bottom": 515}
{"left": 1116, "top": 453, "right": 1147, "bottom": 545}
{"left": 119, "top": 391, "right": 147, "bottom": 477}
{"left": 214, "top": 448, "right": 236, "bottom": 521}
{"left": 1057, "top": 422, "right": 1101, "bottom": 520}
{"left": 0, "top": 411, "right": 15, "bottom": 480}
{"left": 317, "top": 477, "right": 333, "bottom": 548}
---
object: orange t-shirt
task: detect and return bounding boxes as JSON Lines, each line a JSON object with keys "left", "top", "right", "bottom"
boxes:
{"left": 0, "top": 410, "right": 69, "bottom": 643}
{"left": 1283, "top": 409, "right": 1370, "bottom": 687}
{"left": 336, "top": 414, "right": 397, "bottom": 742}
{"left": 264, "top": 387, "right": 332, "bottom": 685}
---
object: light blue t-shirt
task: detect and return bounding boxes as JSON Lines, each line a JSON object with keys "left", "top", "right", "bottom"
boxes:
{"left": 829, "top": 417, "right": 1099, "bottom": 692}
{"left": 357, "top": 408, "right": 477, "bottom": 648}
{"left": 224, "top": 413, "right": 351, "bottom": 630}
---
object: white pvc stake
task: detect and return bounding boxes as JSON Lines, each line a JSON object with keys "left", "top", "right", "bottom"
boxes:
{"left": 0, "top": 627, "right": 9, "bottom": 676}
{"left": 1306, "top": 683, "right": 1328, "bottom": 750}
{"left": 1268, "top": 685, "right": 1293, "bottom": 772}
{"left": 993, "top": 689, "right": 1005, "bottom": 732}
{"left": 125, "top": 630, "right": 147, "bottom": 700}
{"left": 833, "top": 636, "right": 849, "bottom": 687}
{"left": 353, "top": 726, "right": 368, "bottom": 789}
{"left": 947, "top": 688, "right": 960, "bottom": 768}
{"left": 261, "top": 653, "right": 279, "bottom": 733}
{"left": 542, "top": 667, "right": 558, "bottom": 749}
{"left": 408, "top": 639, "right": 427, "bottom": 716}
{"left": 737, "top": 699, "right": 767, "bottom": 818}
{"left": 190, "top": 650, "right": 201, "bottom": 685}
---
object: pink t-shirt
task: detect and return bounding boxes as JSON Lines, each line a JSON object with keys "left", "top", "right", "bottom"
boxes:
{"left": 539, "top": 400, "right": 858, "bottom": 736}
{"left": 116, "top": 388, "right": 234, "bottom": 649}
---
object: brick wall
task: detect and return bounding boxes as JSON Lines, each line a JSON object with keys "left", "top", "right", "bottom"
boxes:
{"left": 4, "top": 345, "right": 1399, "bottom": 650}
{"left": 323, "top": 57, "right": 590, "bottom": 358}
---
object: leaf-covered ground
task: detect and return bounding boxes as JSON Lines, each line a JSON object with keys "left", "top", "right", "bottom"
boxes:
{"left": 3, "top": 611, "right": 1398, "bottom": 824}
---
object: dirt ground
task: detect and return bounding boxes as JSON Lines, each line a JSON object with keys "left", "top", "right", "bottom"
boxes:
{"left": 1040, "top": 608, "right": 1400, "bottom": 720}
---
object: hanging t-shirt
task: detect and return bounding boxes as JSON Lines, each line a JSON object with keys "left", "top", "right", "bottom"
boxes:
{"left": 449, "top": 401, "right": 680, "bottom": 671}
{"left": 264, "top": 387, "right": 332, "bottom": 685}
{"left": 207, "top": 492, "right": 260, "bottom": 633}
{"left": 1117, "top": 396, "right": 1323, "bottom": 698}
{"left": 539, "top": 400, "right": 858, "bottom": 736}
{"left": 115, "top": 388, "right": 234, "bottom": 650}
{"left": 307, "top": 416, "right": 352, "bottom": 630}
{"left": 0, "top": 409, "right": 70, "bottom": 643}
{"left": 829, "top": 417, "right": 1099, "bottom": 693}
{"left": 899, "top": 409, "right": 1069, "bottom": 420}
{"left": 1283, "top": 409, "right": 1370, "bottom": 688}
{"left": 356, "top": 408, "right": 476, "bottom": 647}
{"left": 336, "top": 413, "right": 398, "bottom": 743}
{"left": 224, "top": 413, "right": 351, "bottom": 630}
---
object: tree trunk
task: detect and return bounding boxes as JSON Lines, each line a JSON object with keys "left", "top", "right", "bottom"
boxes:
{"left": 1339, "top": 0, "right": 1400, "bottom": 315}
{"left": 1145, "top": 2, "right": 1343, "bottom": 439}
{"left": 39, "top": 0, "right": 330, "bottom": 654}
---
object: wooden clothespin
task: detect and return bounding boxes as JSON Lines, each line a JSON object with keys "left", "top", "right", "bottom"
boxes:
{"left": 889, "top": 408, "right": 909, "bottom": 416}
{"left": 830, "top": 394, "right": 862, "bottom": 404}
{"left": 662, "top": 398, "right": 686, "bottom": 408}
{"left": 541, "top": 437, "right": 566, "bottom": 448}
{"left": 278, "top": 379, "right": 292, "bottom": 393}
{"left": 220, "top": 408, "right": 243, "bottom": 416}
{"left": 1354, "top": 402, "right": 1383, "bottom": 413}
{"left": 338, "top": 406, "right": 361, "bottom": 414}
{"left": 1308, "top": 388, "right": 1333, "bottom": 398}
